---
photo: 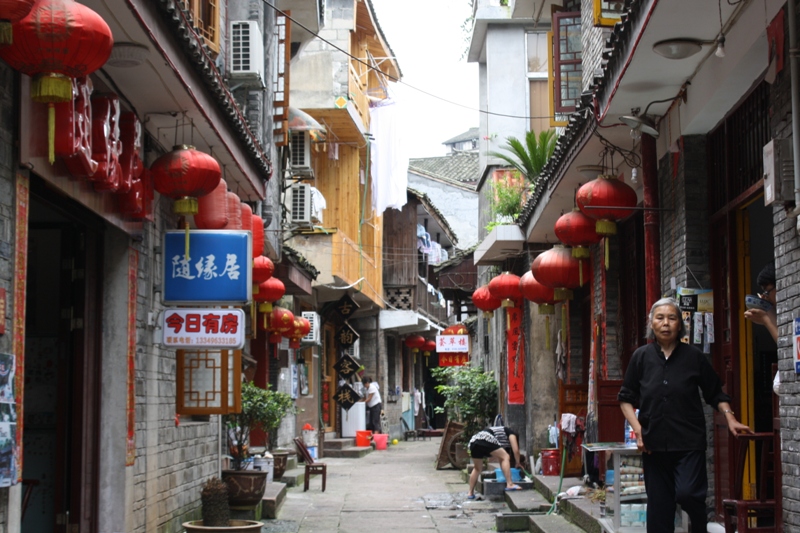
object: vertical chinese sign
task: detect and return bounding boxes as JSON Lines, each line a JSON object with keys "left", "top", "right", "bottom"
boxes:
{"left": 506, "top": 307, "right": 525, "bottom": 405}
{"left": 126, "top": 249, "right": 138, "bottom": 465}
{"left": 12, "top": 174, "right": 29, "bottom": 483}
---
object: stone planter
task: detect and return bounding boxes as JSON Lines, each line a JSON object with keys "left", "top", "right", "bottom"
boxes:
{"left": 182, "top": 520, "right": 264, "bottom": 532}
{"left": 220, "top": 470, "right": 268, "bottom": 510}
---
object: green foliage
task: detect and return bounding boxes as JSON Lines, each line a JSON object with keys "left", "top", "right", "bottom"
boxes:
{"left": 485, "top": 173, "right": 528, "bottom": 232}
{"left": 225, "top": 381, "right": 296, "bottom": 469}
{"left": 489, "top": 129, "right": 559, "bottom": 185}
{"left": 430, "top": 366, "right": 498, "bottom": 445}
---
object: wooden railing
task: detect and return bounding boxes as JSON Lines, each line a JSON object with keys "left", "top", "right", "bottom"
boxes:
{"left": 348, "top": 61, "right": 370, "bottom": 130}
{"left": 415, "top": 278, "right": 449, "bottom": 326}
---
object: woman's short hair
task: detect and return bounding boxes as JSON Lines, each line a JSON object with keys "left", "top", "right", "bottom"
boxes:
{"left": 646, "top": 297, "right": 687, "bottom": 340}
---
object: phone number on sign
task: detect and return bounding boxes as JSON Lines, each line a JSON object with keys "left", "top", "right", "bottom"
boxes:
{"left": 166, "top": 337, "right": 239, "bottom": 345}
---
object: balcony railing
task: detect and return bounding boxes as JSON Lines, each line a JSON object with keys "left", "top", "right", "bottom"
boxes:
{"left": 348, "top": 61, "right": 370, "bottom": 130}
{"left": 415, "top": 278, "right": 449, "bottom": 326}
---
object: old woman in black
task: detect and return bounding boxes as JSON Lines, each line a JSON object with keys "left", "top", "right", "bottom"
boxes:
{"left": 618, "top": 297, "right": 751, "bottom": 533}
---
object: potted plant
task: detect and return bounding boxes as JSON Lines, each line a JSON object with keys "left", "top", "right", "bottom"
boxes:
{"left": 222, "top": 381, "right": 295, "bottom": 509}
{"left": 182, "top": 477, "right": 263, "bottom": 532}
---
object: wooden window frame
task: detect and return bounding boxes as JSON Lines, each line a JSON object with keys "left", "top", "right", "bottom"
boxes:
{"left": 183, "top": 0, "right": 220, "bottom": 55}
{"left": 176, "top": 349, "right": 242, "bottom": 415}
{"left": 593, "top": 0, "right": 624, "bottom": 27}
{"left": 547, "top": 31, "right": 568, "bottom": 127}
{"left": 552, "top": 12, "right": 582, "bottom": 115}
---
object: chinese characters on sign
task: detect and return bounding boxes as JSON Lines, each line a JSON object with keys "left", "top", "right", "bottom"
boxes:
{"left": 334, "top": 383, "right": 359, "bottom": 411}
{"left": 163, "top": 231, "right": 252, "bottom": 305}
{"left": 506, "top": 307, "right": 525, "bottom": 405}
{"left": 436, "top": 335, "right": 469, "bottom": 352}
{"left": 333, "top": 353, "right": 359, "bottom": 378}
{"left": 334, "top": 294, "right": 359, "bottom": 319}
{"left": 437, "top": 353, "right": 469, "bottom": 366}
{"left": 162, "top": 308, "right": 245, "bottom": 349}
{"left": 336, "top": 323, "right": 359, "bottom": 348}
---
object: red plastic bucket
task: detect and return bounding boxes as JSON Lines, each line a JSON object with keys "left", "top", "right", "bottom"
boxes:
{"left": 355, "top": 430, "right": 372, "bottom": 447}
{"left": 373, "top": 433, "right": 388, "bottom": 450}
{"left": 542, "top": 448, "right": 560, "bottom": 476}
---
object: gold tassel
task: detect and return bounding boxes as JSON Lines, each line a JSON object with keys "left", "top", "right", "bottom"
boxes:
{"left": 48, "top": 104, "right": 55, "bottom": 164}
{"left": 0, "top": 22, "right": 11, "bottom": 45}
{"left": 184, "top": 222, "right": 190, "bottom": 262}
{"left": 579, "top": 259, "right": 584, "bottom": 286}
{"left": 605, "top": 238, "right": 610, "bottom": 271}
{"left": 562, "top": 302, "right": 568, "bottom": 344}
{"left": 545, "top": 315, "right": 550, "bottom": 350}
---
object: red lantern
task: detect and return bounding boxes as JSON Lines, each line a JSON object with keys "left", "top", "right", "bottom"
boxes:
{"left": 0, "top": 0, "right": 113, "bottom": 162}
{"left": 531, "top": 245, "right": 589, "bottom": 300}
{"left": 254, "top": 277, "right": 284, "bottom": 322}
{"left": 220, "top": 192, "right": 243, "bottom": 229}
{"left": 251, "top": 215, "right": 264, "bottom": 258}
{"left": 151, "top": 145, "right": 221, "bottom": 217}
{"left": 442, "top": 324, "right": 468, "bottom": 335}
{"left": 404, "top": 335, "right": 425, "bottom": 353}
{"left": 488, "top": 272, "right": 522, "bottom": 308}
{"left": 194, "top": 179, "right": 228, "bottom": 229}
{"left": 576, "top": 175, "right": 637, "bottom": 236}
{"left": 268, "top": 306, "right": 295, "bottom": 336}
{"left": 519, "top": 271, "right": 556, "bottom": 315}
{"left": 421, "top": 339, "right": 436, "bottom": 366}
{"left": 472, "top": 285, "right": 501, "bottom": 318}
{"left": 554, "top": 208, "right": 602, "bottom": 259}
{"left": 240, "top": 203, "right": 252, "bottom": 233}
{"left": 0, "top": 0, "right": 36, "bottom": 45}
{"left": 287, "top": 317, "right": 311, "bottom": 349}
{"left": 252, "top": 256, "right": 274, "bottom": 285}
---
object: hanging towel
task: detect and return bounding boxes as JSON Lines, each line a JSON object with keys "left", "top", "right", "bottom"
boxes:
{"left": 561, "top": 413, "right": 577, "bottom": 435}
{"left": 555, "top": 329, "right": 566, "bottom": 382}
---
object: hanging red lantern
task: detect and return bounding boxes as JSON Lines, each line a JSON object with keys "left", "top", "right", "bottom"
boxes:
{"left": 531, "top": 245, "right": 589, "bottom": 300}
{"left": 421, "top": 339, "right": 436, "bottom": 366}
{"left": 253, "top": 276, "right": 284, "bottom": 327}
{"left": 0, "top": 0, "right": 36, "bottom": 45}
{"left": 287, "top": 316, "right": 311, "bottom": 349}
{"left": 220, "top": 192, "right": 243, "bottom": 229}
{"left": 488, "top": 272, "right": 522, "bottom": 308}
{"left": 251, "top": 215, "right": 264, "bottom": 258}
{"left": 554, "top": 208, "right": 602, "bottom": 259}
{"left": 151, "top": 145, "right": 221, "bottom": 217}
{"left": 0, "top": 0, "right": 113, "bottom": 162}
{"left": 576, "top": 175, "right": 637, "bottom": 235}
{"left": 194, "top": 179, "right": 228, "bottom": 229}
{"left": 268, "top": 306, "right": 295, "bottom": 337}
{"left": 252, "top": 256, "right": 274, "bottom": 285}
{"left": 519, "top": 271, "right": 556, "bottom": 315}
{"left": 442, "top": 324, "right": 468, "bottom": 335}
{"left": 472, "top": 285, "right": 502, "bottom": 318}
{"left": 240, "top": 203, "right": 253, "bottom": 233}
{"left": 404, "top": 335, "right": 425, "bottom": 353}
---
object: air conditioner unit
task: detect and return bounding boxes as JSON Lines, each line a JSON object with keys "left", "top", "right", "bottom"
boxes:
{"left": 288, "top": 183, "right": 312, "bottom": 225}
{"left": 301, "top": 312, "right": 320, "bottom": 343}
{"left": 229, "top": 21, "right": 265, "bottom": 88}
{"left": 290, "top": 131, "right": 312, "bottom": 171}
{"left": 343, "top": 339, "right": 360, "bottom": 360}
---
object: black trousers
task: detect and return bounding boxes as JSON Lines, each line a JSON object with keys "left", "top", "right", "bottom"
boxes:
{"left": 642, "top": 449, "right": 707, "bottom": 533}
{"left": 366, "top": 402, "right": 382, "bottom": 432}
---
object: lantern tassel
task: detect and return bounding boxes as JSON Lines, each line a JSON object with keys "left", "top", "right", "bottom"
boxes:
{"left": 0, "top": 22, "right": 11, "bottom": 45}
{"left": 48, "top": 104, "right": 55, "bottom": 164}
{"left": 579, "top": 259, "right": 584, "bottom": 286}
{"left": 605, "top": 238, "right": 610, "bottom": 270}
{"left": 545, "top": 315, "right": 551, "bottom": 350}
{"left": 184, "top": 221, "right": 191, "bottom": 262}
{"left": 562, "top": 302, "right": 568, "bottom": 344}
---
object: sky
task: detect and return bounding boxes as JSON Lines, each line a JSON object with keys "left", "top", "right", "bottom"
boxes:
{"left": 370, "top": 0, "right": 479, "bottom": 158}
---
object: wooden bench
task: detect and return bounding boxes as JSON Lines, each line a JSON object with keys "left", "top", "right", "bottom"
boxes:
{"left": 293, "top": 437, "right": 327, "bottom": 492}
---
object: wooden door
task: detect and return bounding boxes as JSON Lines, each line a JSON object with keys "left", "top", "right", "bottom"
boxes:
{"left": 322, "top": 324, "right": 337, "bottom": 432}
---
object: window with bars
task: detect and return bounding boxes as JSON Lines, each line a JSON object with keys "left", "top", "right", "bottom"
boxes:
{"left": 553, "top": 12, "right": 582, "bottom": 114}
{"left": 181, "top": 0, "right": 220, "bottom": 55}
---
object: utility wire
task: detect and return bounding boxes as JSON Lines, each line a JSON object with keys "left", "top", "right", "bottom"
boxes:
{"left": 262, "top": 0, "right": 566, "bottom": 122}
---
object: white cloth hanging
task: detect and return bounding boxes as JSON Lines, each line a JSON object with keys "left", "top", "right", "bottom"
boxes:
{"left": 555, "top": 329, "right": 566, "bottom": 382}
{"left": 369, "top": 97, "right": 408, "bottom": 215}
{"left": 561, "top": 413, "right": 577, "bottom": 435}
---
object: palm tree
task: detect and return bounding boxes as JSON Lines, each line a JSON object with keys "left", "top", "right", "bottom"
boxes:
{"left": 489, "top": 129, "right": 558, "bottom": 185}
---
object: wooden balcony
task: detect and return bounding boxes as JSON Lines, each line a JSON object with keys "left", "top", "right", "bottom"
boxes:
{"left": 415, "top": 278, "right": 449, "bottom": 326}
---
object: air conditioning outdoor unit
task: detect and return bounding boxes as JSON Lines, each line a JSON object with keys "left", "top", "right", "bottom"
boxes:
{"left": 301, "top": 312, "right": 320, "bottom": 343}
{"left": 229, "top": 21, "right": 265, "bottom": 88}
{"left": 290, "top": 131, "right": 312, "bottom": 172}
{"left": 288, "top": 183, "right": 312, "bottom": 225}
{"left": 343, "top": 339, "right": 360, "bottom": 360}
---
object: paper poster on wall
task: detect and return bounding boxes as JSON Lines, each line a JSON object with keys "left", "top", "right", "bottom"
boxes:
{"left": 793, "top": 318, "right": 800, "bottom": 374}
{"left": 0, "top": 353, "right": 17, "bottom": 487}
{"left": 676, "top": 288, "right": 714, "bottom": 351}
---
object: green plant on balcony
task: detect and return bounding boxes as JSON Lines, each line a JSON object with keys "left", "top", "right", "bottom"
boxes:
{"left": 486, "top": 173, "right": 528, "bottom": 233}
{"left": 489, "top": 129, "right": 559, "bottom": 185}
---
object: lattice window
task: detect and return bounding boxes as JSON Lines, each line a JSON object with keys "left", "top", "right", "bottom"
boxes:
{"left": 385, "top": 287, "right": 414, "bottom": 310}
{"left": 181, "top": 0, "right": 220, "bottom": 55}
{"left": 553, "top": 12, "right": 582, "bottom": 114}
{"left": 273, "top": 13, "right": 290, "bottom": 146}
{"left": 176, "top": 349, "right": 242, "bottom": 415}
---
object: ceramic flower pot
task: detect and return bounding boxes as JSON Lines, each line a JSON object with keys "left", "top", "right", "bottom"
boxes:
{"left": 220, "top": 470, "right": 268, "bottom": 510}
{"left": 271, "top": 450, "right": 290, "bottom": 481}
{"left": 182, "top": 519, "right": 264, "bottom": 532}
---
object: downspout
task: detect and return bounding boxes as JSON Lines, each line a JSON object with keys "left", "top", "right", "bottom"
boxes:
{"left": 787, "top": 0, "right": 800, "bottom": 223}
{"left": 641, "top": 133, "right": 661, "bottom": 311}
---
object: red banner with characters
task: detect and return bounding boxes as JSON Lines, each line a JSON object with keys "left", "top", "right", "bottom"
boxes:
{"left": 438, "top": 353, "right": 469, "bottom": 366}
{"left": 507, "top": 307, "right": 525, "bottom": 404}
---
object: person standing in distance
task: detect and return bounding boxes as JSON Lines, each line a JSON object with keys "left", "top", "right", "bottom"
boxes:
{"left": 360, "top": 376, "right": 382, "bottom": 433}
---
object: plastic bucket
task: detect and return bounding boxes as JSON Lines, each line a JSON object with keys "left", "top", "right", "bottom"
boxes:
{"left": 253, "top": 457, "right": 274, "bottom": 483}
{"left": 542, "top": 448, "right": 560, "bottom": 476}
{"left": 373, "top": 433, "right": 388, "bottom": 450}
{"left": 355, "top": 430, "right": 372, "bottom": 447}
{"left": 494, "top": 467, "right": 523, "bottom": 483}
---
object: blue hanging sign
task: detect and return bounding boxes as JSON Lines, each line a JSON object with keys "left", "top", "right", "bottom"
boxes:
{"left": 163, "top": 230, "right": 252, "bottom": 305}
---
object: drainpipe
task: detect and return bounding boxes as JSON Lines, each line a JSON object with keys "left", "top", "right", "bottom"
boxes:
{"left": 641, "top": 133, "right": 661, "bottom": 310}
{"left": 788, "top": 0, "right": 800, "bottom": 224}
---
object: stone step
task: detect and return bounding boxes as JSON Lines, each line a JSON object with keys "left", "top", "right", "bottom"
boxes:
{"left": 529, "top": 513, "right": 587, "bottom": 533}
{"left": 505, "top": 489, "right": 552, "bottom": 513}
{"left": 276, "top": 467, "right": 305, "bottom": 488}
{"left": 323, "top": 446, "right": 373, "bottom": 459}
{"left": 323, "top": 437, "right": 356, "bottom": 450}
{"left": 497, "top": 512, "right": 545, "bottom": 532}
{"left": 260, "top": 482, "right": 286, "bottom": 519}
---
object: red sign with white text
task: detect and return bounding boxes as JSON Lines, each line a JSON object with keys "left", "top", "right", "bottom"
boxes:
{"left": 162, "top": 308, "right": 245, "bottom": 349}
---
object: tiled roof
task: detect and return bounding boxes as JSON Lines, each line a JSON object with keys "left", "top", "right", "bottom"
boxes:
{"left": 408, "top": 152, "right": 479, "bottom": 186}
{"left": 433, "top": 244, "right": 477, "bottom": 273}
{"left": 443, "top": 127, "right": 479, "bottom": 145}
{"left": 282, "top": 245, "right": 320, "bottom": 280}
{"left": 518, "top": 4, "right": 644, "bottom": 225}
{"left": 407, "top": 188, "right": 458, "bottom": 245}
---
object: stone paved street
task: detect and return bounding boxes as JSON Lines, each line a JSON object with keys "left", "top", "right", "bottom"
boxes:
{"left": 265, "top": 437, "right": 510, "bottom": 533}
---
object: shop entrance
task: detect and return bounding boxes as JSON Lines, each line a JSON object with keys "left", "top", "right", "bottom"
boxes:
{"left": 22, "top": 181, "right": 103, "bottom": 533}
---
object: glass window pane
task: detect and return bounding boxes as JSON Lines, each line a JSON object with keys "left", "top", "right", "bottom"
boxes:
{"left": 527, "top": 32, "right": 548, "bottom": 74}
